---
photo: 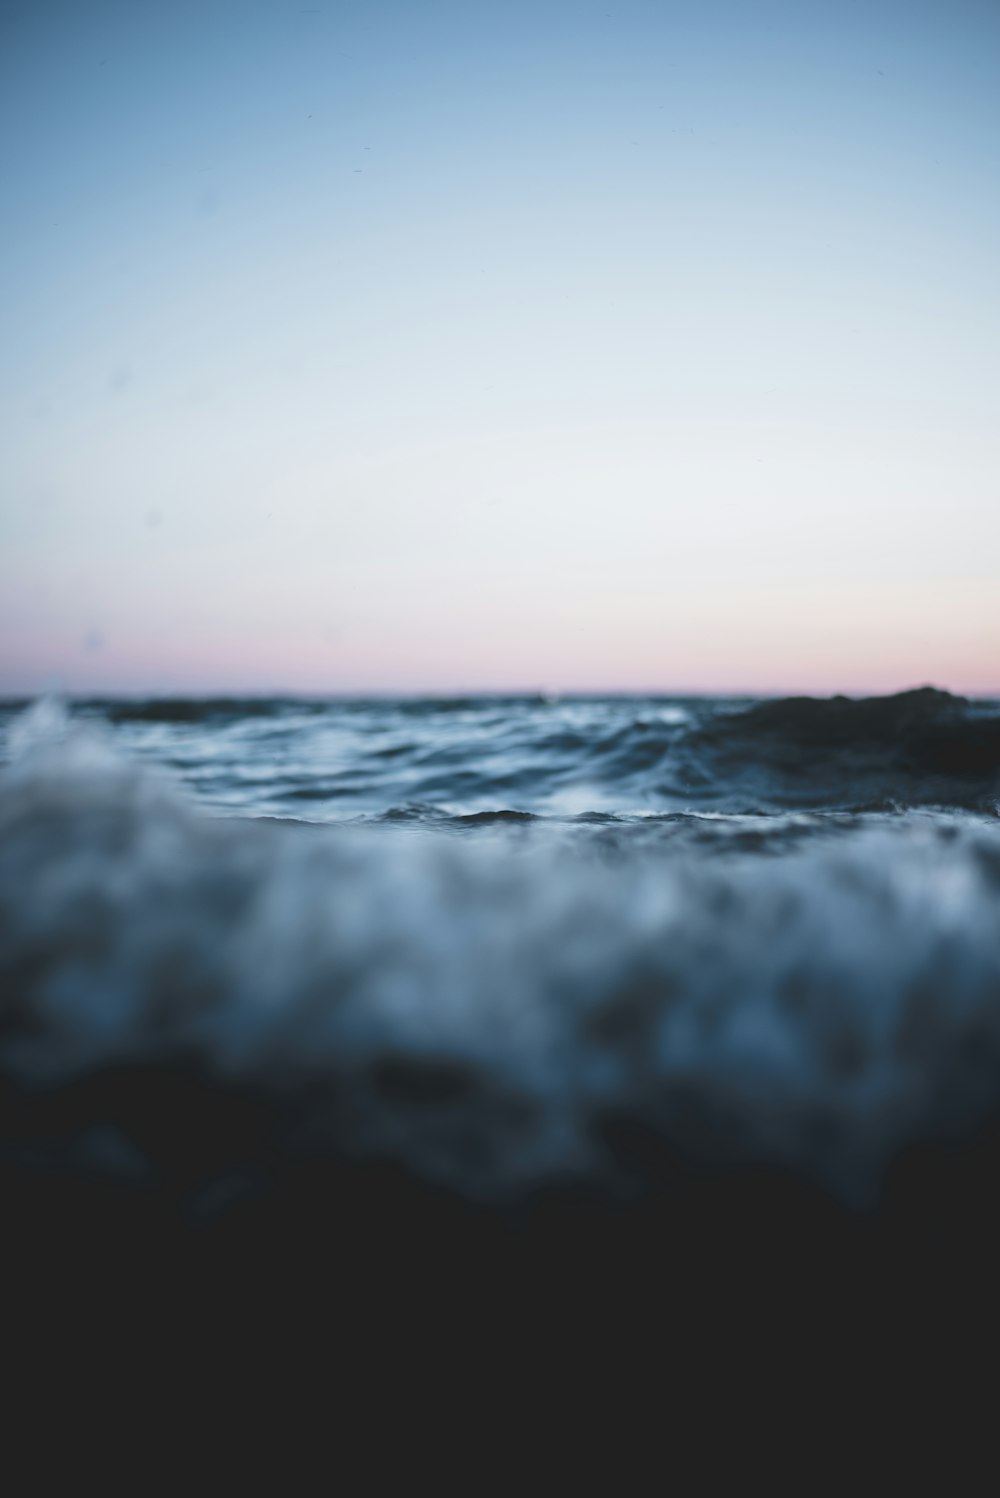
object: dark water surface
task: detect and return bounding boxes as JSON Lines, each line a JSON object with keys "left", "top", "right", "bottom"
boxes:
{"left": 8, "top": 684, "right": 996, "bottom": 821}
{"left": 2, "top": 689, "right": 1000, "bottom": 1434}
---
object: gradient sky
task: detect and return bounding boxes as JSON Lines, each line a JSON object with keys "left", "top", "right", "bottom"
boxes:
{"left": 2, "top": 0, "right": 998, "bottom": 695}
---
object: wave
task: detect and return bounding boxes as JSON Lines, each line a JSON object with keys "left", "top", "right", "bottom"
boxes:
{"left": 694, "top": 685, "right": 1000, "bottom": 785}
{"left": 2, "top": 700, "right": 1000, "bottom": 1219}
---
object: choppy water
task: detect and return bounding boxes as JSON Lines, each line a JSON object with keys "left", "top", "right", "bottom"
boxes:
{"left": 5, "top": 685, "right": 997, "bottom": 822}
{"left": 1, "top": 687, "right": 999, "bottom": 1215}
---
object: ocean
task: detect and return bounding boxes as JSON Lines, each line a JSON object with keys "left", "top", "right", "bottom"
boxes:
{"left": 3, "top": 688, "right": 1000, "bottom": 1429}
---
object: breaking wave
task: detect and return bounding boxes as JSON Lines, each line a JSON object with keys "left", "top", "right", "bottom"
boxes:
{"left": 2, "top": 699, "right": 999, "bottom": 1216}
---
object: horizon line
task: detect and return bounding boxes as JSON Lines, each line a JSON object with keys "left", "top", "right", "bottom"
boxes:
{"left": 2, "top": 682, "right": 998, "bottom": 705}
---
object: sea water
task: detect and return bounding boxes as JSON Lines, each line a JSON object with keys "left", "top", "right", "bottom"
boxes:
{"left": 2, "top": 688, "right": 998, "bottom": 1208}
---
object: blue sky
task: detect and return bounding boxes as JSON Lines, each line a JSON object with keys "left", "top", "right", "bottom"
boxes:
{"left": 2, "top": 0, "right": 998, "bottom": 693}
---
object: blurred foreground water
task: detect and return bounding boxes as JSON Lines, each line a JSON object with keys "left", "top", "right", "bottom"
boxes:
{"left": 2, "top": 689, "right": 999, "bottom": 1443}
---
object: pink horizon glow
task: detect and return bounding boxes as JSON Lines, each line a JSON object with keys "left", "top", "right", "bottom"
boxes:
{"left": 2, "top": 636, "right": 997, "bottom": 699}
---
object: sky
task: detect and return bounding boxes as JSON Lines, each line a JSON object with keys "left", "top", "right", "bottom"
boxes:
{"left": 1, "top": 0, "right": 998, "bottom": 695}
